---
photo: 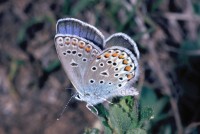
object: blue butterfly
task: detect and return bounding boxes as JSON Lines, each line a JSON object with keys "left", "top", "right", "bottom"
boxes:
{"left": 55, "top": 18, "right": 140, "bottom": 112}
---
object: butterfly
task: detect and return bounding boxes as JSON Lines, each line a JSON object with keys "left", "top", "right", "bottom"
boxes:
{"left": 54, "top": 18, "right": 140, "bottom": 112}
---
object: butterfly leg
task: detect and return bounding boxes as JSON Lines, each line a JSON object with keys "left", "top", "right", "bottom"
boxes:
{"left": 86, "top": 104, "right": 98, "bottom": 115}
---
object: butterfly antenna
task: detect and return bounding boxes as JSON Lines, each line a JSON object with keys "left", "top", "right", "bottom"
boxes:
{"left": 57, "top": 93, "right": 77, "bottom": 120}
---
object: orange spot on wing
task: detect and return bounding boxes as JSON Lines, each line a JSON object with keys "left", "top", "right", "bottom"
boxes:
{"left": 104, "top": 53, "right": 110, "bottom": 58}
{"left": 124, "top": 66, "right": 131, "bottom": 71}
{"left": 118, "top": 55, "right": 124, "bottom": 59}
{"left": 123, "top": 59, "right": 128, "bottom": 65}
{"left": 85, "top": 46, "right": 92, "bottom": 52}
{"left": 126, "top": 74, "right": 133, "bottom": 80}
{"left": 72, "top": 38, "right": 78, "bottom": 45}
{"left": 79, "top": 41, "right": 85, "bottom": 48}
{"left": 112, "top": 53, "right": 118, "bottom": 57}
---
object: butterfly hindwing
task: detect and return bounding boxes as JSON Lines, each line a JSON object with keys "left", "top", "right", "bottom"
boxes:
{"left": 105, "top": 33, "right": 140, "bottom": 59}
{"left": 83, "top": 46, "right": 139, "bottom": 105}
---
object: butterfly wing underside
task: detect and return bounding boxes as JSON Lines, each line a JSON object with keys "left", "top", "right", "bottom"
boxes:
{"left": 83, "top": 34, "right": 140, "bottom": 105}
{"left": 55, "top": 18, "right": 104, "bottom": 93}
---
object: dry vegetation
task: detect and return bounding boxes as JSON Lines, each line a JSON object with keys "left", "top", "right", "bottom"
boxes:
{"left": 0, "top": 0, "right": 200, "bottom": 133}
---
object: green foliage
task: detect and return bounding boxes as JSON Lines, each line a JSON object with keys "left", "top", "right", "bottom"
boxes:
{"left": 109, "top": 105, "right": 134, "bottom": 133}
{"left": 193, "top": 0, "right": 200, "bottom": 15}
{"left": 85, "top": 87, "right": 169, "bottom": 134}
{"left": 84, "top": 128, "right": 100, "bottom": 134}
{"left": 178, "top": 33, "right": 200, "bottom": 66}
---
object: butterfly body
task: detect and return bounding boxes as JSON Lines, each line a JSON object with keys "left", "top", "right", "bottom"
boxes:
{"left": 55, "top": 18, "right": 140, "bottom": 106}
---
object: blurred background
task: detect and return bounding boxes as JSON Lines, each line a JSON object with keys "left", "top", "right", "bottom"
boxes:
{"left": 0, "top": 0, "right": 200, "bottom": 133}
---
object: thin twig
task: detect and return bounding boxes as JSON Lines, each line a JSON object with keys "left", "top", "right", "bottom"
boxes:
{"left": 147, "top": 39, "right": 183, "bottom": 134}
{"left": 185, "top": 122, "right": 200, "bottom": 134}
{"left": 163, "top": 13, "right": 200, "bottom": 22}
{"left": 135, "top": 14, "right": 183, "bottom": 134}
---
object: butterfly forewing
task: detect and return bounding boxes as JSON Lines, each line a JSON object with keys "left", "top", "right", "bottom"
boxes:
{"left": 55, "top": 18, "right": 104, "bottom": 92}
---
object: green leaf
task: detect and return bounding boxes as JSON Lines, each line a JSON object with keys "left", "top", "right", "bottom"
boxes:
{"left": 178, "top": 37, "right": 200, "bottom": 65}
{"left": 140, "top": 86, "right": 157, "bottom": 106}
{"left": 127, "top": 128, "right": 147, "bottom": 134}
{"left": 119, "top": 96, "right": 134, "bottom": 112}
{"left": 153, "top": 97, "right": 169, "bottom": 117}
{"left": 108, "top": 105, "right": 133, "bottom": 134}
{"left": 95, "top": 104, "right": 113, "bottom": 133}
{"left": 84, "top": 128, "right": 100, "bottom": 134}
{"left": 103, "top": 125, "right": 113, "bottom": 134}
{"left": 138, "top": 87, "right": 157, "bottom": 127}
